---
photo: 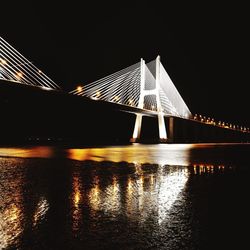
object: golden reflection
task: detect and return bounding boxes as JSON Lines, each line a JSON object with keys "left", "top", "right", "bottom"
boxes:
{"left": 135, "top": 163, "right": 142, "bottom": 175}
{"left": 102, "top": 176, "right": 121, "bottom": 214}
{"left": 150, "top": 175, "right": 154, "bottom": 186}
{"left": 0, "top": 203, "right": 23, "bottom": 249}
{"left": 33, "top": 197, "right": 49, "bottom": 227}
{"left": 72, "top": 174, "right": 82, "bottom": 232}
{"left": 137, "top": 174, "right": 145, "bottom": 214}
{"left": 88, "top": 175, "right": 121, "bottom": 215}
{"left": 125, "top": 177, "right": 134, "bottom": 217}
{"left": 127, "top": 177, "right": 133, "bottom": 192}
{"left": 125, "top": 175, "right": 151, "bottom": 220}
{"left": 89, "top": 176, "right": 101, "bottom": 212}
{"left": 73, "top": 175, "right": 81, "bottom": 207}
{"left": 112, "top": 176, "right": 119, "bottom": 193}
{"left": 0, "top": 146, "right": 55, "bottom": 159}
{"left": 126, "top": 167, "right": 157, "bottom": 223}
{"left": 66, "top": 144, "right": 192, "bottom": 166}
{"left": 74, "top": 191, "right": 80, "bottom": 206}
{"left": 88, "top": 164, "right": 191, "bottom": 224}
{"left": 193, "top": 165, "right": 197, "bottom": 175}
{"left": 0, "top": 168, "right": 24, "bottom": 249}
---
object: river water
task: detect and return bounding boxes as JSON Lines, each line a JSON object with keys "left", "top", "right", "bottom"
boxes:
{"left": 0, "top": 143, "right": 249, "bottom": 250}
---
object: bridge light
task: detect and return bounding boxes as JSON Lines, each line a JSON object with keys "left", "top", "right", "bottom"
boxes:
{"left": 41, "top": 86, "right": 52, "bottom": 91}
{"left": 114, "top": 96, "right": 120, "bottom": 102}
{"left": 0, "top": 59, "right": 7, "bottom": 65}
{"left": 128, "top": 99, "right": 133, "bottom": 105}
{"left": 16, "top": 72, "right": 23, "bottom": 79}
{"left": 95, "top": 91, "right": 101, "bottom": 99}
{"left": 38, "top": 69, "right": 42, "bottom": 74}
{"left": 77, "top": 86, "right": 83, "bottom": 92}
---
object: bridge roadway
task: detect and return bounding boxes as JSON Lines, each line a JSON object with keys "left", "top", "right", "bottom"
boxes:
{"left": 0, "top": 79, "right": 159, "bottom": 116}
{"left": 0, "top": 79, "right": 249, "bottom": 144}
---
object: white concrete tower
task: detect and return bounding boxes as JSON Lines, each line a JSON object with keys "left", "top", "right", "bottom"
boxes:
{"left": 131, "top": 56, "right": 167, "bottom": 142}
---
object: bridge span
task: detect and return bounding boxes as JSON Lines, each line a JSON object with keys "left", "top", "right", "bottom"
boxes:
{"left": 0, "top": 36, "right": 249, "bottom": 144}
{"left": 0, "top": 79, "right": 249, "bottom": 145}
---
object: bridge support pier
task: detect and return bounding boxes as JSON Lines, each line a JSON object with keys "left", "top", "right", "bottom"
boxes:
{"left": 130, "top": 114, "right": 143, "bottom": 142}
{"left": 131, "top": 56, "right": 168, "bottom": 143}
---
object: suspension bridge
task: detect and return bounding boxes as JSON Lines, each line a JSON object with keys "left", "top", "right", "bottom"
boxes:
{"left": 0, "top": 36, "right": 249, "bottom": 143}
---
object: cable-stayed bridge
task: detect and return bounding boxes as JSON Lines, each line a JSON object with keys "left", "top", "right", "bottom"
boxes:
{"left": 69, "top": 56, "right": 192, "bottom": 142}
{"left": 0, "top": 36, "right": 249, "bottom": 143}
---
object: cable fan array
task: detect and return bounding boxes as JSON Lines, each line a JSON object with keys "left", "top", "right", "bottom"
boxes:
{"left": 0, "top": 36, "right": 60, "bottom": 90}
{"left": 0, "top": 35, "right": 191, "bottom": 119}
{"left": 70, "top": 58, "right": 192, "bottom": 119}
{"left": 70, "top": 62, "right": 142, "bottom": 107}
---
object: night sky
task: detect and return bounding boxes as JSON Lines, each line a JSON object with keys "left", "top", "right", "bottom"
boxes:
{"left": 1, "top": 1, "right": 250, "bottom": 126}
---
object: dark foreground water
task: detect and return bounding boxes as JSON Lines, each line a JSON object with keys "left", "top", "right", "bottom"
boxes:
{"left": 0, "top": 143, "right": 249, "bottom": 250}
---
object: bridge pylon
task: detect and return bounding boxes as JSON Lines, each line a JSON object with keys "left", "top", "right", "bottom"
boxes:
{"left": 131, "top": 56, "right": 168, "bottom": 143}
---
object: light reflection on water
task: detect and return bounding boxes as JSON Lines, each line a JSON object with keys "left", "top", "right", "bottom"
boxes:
{"left": 0, "top": 203, "right": 23, "bottom": 249}
{"left": 0, "top": 143, "right": 249, "bottom": 249}
{"left": 0, "top": 159, "right": 24, "bottom": 250}
{"left": 67, "top": 143, "right": 193, "bottom": 166}
{"left": 0, "top": 146, "right": 55, "bottom": 159}
{"left": 69, "top": 163, "right": 191, "bottom": 239}
{"left": 72, "top": 173, "right": 82, "bottom": 233}
{"left": 33, "top": 197, "right": 49, "bottom": 227}
{"left": 0, "top": 143, "right": 193, "bottom": 165}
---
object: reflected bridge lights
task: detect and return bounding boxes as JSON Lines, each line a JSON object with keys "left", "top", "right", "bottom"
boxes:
{"left": 192, "top": 164, "right": 233, "bottom": 175}
{"left": 33, "top": 197, "right": 49, "bottom": 227}
{"left": 157, "top": 166, "right": 189, "bottom": 225}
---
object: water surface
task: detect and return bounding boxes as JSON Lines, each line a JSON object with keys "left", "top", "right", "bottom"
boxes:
{"left": 0, "top": 143, "right": 249, "bottom": 249}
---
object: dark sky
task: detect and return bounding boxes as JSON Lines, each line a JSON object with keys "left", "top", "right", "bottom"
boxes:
{"left": 1, "top": 1, "right": 250, "bottom": 126}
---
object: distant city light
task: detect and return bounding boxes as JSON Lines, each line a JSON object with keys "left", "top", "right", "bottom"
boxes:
{"left": 193, "top": 113, "right": 250, "bottom": 133}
